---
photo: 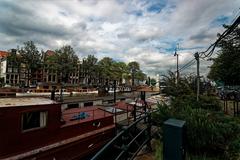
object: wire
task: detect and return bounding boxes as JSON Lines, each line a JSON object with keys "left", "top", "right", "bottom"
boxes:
{"left": 172, "top": 13, "right": 240, "bottom": 74}
{"left": 179, "top": 59, "right": 196, "bottom": 72}
{"left": 200, "top": 15, "right": 240, "bottom": 59}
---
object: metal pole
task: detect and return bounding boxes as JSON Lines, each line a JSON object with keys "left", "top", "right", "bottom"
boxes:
{"left": 195, "top": 52, "right": 200, "bottom": 101}
{"left": 174, "top": 45, "right": 179, "bottom": 84}
{"left": 158, "top": 74, "right": 160, "bottom": 94}
{"left": 113, "top": 80, "right": 116, "bottom": 103}
{"left": 177, "top": 53, "right": 179, "bottom": 83}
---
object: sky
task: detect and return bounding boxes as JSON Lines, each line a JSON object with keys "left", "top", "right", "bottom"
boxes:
{"left": 0, "top": 0, "right": 239, "bottom": 78}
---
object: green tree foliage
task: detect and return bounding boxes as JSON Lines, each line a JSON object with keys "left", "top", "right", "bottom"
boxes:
{"left": 18, "top": 41, "right": 41, "bottom": 86}
{"left": 84, "top": 55, "right": 98, "bottom": 85}
{"left": 162, "top": 71, "right": 194, "bottom": 97}
{"left": 153, "top": 102, "right": 240, "bottom": 159}
{"left": 54, "top": 45, "right": 79, "bottom": 83}
{"left": 98, "top": 57, "right": 115, "bottom": 83}
{"left": 128, "top": 61, "right": 140, "bottom": 85}
{"left": 112, "top": 61, "right": 128, "bottom": 83}
{"left": 208, "top": 26, "right": 240, "bottom": 85}
{"left": 97, "top": 58, "right": 146, "bottom": 86}
{"left": 152, "top": 70, "right": 240, "bottom": 159}
{"left": 150, "top": 78, "right": 157, "bottom": 86}
{"left": 135, "top": 70, "right": 146, "bottom": 82}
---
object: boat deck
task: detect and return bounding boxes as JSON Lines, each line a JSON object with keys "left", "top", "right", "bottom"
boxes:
{"left": 62, "top": 106, "right": 113, "bottom": 126}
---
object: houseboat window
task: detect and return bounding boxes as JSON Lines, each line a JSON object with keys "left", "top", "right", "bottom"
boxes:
{"left": 84, "top": 102, "right": 93, "bottom": 107}
{"left": 22, "top": 111, "right": 47, "bottom": 131}
{"left": 67, "top": 103, "right": 79, "bottom": 109}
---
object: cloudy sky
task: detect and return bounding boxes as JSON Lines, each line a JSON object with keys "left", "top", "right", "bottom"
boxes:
{"left": 0, "top": 0, "right": 239, "bottom": 77}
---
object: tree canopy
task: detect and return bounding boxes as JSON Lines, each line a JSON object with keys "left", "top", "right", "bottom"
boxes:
{"left": 208, "top": 26, "right": 240, "bottom": 85}
{"left": 54, "top": 45, "right": 79, "bottom": 83}
{"left": 9, "top": 41, "right": 147, "bottom": 87}
{"left": 18, "top": 41, "right": 41, "bottom": 85}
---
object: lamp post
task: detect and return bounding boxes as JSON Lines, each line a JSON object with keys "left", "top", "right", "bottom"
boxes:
{"left": 174, "top": 44, "right": 179, "bottom": 84}
{"left": 157, "top": 74, "right": 160, "bottom": 93}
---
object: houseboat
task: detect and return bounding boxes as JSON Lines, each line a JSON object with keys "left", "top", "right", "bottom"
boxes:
{"left": 0, "top": 97, "right": 115, "bottom": 160}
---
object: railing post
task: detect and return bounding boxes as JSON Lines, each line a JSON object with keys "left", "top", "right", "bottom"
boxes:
{"left": 146, "top": 113, "right": 152, "bottom": 152}
{"left": 79, "top": 112, "right": 81, "bottom": 122}
{"left": 121, "top": 128, "right": 129, "bottom": 159}
{"left": 127, "top": 104, "right": 129, "bottom": 125}
{"left": 133, "top": 104, "right": 136, "bottom": 121}
{"left": 104, "top": 108, "right": 106, "bottom": 117}
{"left": 115, "top": 106, "right": 117, "bottom": 124}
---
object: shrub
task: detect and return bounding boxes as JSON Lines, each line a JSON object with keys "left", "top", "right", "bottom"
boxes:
{"left": 153, "top": 96, "right": 240, "bottom": 159}
{"left": 171, "top": 95, "right": 222, "bottom": 111}
{"left": 225, "top": 136, "right": 240, "bottom": 160}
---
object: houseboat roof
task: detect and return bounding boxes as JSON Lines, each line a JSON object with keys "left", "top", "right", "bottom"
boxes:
{"left": 62, "top": 107, "right": 113, "bottom": 127}
{"left": 0, "top": 97, "right": 57, "bottom": 107}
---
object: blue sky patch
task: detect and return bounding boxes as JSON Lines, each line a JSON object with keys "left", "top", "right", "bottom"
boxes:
{"left": 147, "top": 0, "right": 167, "bottom": 13}
{"left": 128, "top": 10, "right": 143, "bottom": 17}
{"left": 210, "top": 15, "right": 230, "bottom": 26}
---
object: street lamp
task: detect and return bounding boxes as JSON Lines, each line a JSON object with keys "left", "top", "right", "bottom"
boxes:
{"left": 174, "top": 43, "right": 179, "bottom": 84}
{"left": 157, "top": 74, "right": 160, "bottom": 93}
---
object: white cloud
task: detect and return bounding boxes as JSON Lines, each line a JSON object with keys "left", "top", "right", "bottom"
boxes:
{"left": 0, "top": 0, "right": 239, "bottom": 77}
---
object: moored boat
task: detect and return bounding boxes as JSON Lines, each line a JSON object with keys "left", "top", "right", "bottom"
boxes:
{"left": 0, "top": 97, "right": 115, "bottom": 160}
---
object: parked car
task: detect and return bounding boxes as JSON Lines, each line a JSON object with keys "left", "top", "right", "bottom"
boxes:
{"left": 218, "top": 86, "right": 240, "bottom": 100}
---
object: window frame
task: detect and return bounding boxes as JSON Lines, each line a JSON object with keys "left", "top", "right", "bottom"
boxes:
{"left": 21, "top": 110, "right": 48, "bottom": 133}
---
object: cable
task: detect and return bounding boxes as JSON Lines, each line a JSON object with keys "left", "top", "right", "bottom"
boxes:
{"left": 171, "top": 14, "right": 240, "bottom": 74}
{"left": 178, "top": 59, "right": 196, "bottom": 72}
{"left": 200, "top": 15, "right": 240, "bottom": 59}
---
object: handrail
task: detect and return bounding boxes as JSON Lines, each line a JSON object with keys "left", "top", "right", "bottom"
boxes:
{"left": 91, "top": 114, "right": 149, "bottom": 160}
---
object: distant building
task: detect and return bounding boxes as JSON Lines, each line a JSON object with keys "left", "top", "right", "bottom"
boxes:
{"left": 0, "top": 49, "right": 115, "bottom": 88}
{"left": 0, "top": 49, "right": 21, "bottom": 87}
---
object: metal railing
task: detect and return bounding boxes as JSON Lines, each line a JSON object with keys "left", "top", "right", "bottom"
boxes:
{"left": 91, "top": 113, "right": 152, "bottom": 160}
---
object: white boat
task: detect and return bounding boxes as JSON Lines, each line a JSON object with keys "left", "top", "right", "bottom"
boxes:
{"left": 16, "top": 91, "right": 70, "bottom": 97}
{"left": 71, "top": 90, "right": 98, "bottom": 95}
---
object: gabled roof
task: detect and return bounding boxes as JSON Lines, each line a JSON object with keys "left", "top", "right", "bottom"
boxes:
{"left": 0, "top": 51, "right": 9, "bottom": 58}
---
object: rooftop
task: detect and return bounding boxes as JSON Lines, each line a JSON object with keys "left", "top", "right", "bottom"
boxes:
{"left": 0, "top": 97, "right": 57, "bottom": 107}
{"left": 0, "top": 51, "right": 8, "bottom": 58}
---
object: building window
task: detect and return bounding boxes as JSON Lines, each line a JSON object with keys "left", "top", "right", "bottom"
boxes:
{"left": 53, "top": 75, "right": 56, "bottom": 82}
{"left": 22, "top": 111, "right": 48, "bottom": 131}
{"left": 7, "top": 67, "right": 12, "bottom": 72}
{"left": 48, "top": 75, "right": 51, "bottom": 81}
{"left": 14, "top": 68, "right": 18, "bottom": 73}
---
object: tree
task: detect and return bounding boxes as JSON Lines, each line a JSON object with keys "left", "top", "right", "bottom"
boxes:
{"left": 55, "top": 45, "right": 79, "bottom": 83}
{"left": 18, "top": 41, "right": 41, "bottom": 86}
{"left": 112, "top": 61, "right": 128, "bottom": 84}
{"left": 84, "top": 55, "right": 98, "bottom": 85}
{"left": 135, "top": 70, "right": 146, "bottom": 82}
{"left": 150, "top": 78, "right": 157, "bottom": 86}
{"left": 208, "top": 26, "right": 240, "bottom": 85}
{"left": 98, "top": 57, "right": 114, "bottom": 83}
{"left": 127, "top": 61, "right": 140, "bottom": 86}
{"left": 162, "top": 71, "right": 194, "bottom": 97}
